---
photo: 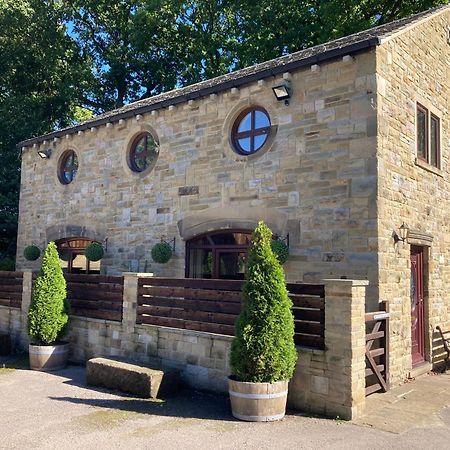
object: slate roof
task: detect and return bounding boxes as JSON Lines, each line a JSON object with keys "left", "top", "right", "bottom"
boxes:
{"left": 19, "top": 3, "right": 450, "bottom": 147}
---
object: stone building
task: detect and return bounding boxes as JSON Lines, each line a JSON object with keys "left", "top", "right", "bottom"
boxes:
{"left": 17, "top": 5, "right": 450, "bottom": 383}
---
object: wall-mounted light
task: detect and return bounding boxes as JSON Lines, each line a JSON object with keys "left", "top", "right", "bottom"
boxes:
{"left": 272, "top": 80, "right": 292, "bottom": 105}
{"left": 37, "top": 149, "right": 52, "bottom": 159}
{"left": 393, "top": 222, "right": 409, "bottom": 243}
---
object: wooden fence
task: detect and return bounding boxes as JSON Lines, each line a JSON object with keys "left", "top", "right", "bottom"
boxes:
{"left": 365, "top": 302, "right": 390, "bottom": 396}
{"left": 0, "top": 271, "right": 23, "bottom": 309}
{"left": 64, "top": 274, "right": 124, "bottom": 322}
{"left": 137, "top": 277, "right": 325, "bottom": 349}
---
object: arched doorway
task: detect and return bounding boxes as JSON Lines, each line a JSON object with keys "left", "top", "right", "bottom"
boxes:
{"left": 186, "top": 230, "right": 252, "bottom": 279}
{"left": 55, "top": 237, "right": 101, "bottom": 274}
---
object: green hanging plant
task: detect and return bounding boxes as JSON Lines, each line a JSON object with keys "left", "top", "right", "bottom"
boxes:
{"left": 85, "top": 242, "right": 104, "bottom": 262}
{"left": 271, "top": 239, "right": 289, "bottom": 264}
{"left": 151, "top": 242, "right": 173, "bottom": 264}
{"left": 24, "top": 245, "right": 41, "bottom": 261}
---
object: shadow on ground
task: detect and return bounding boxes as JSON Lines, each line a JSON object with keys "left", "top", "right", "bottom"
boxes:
{"left": 0, "top": 353, "right": 29, "bottom": 370}
{"left": 43, "top": 364, "right": 233, "bottom": 421}
{"left": 49, "top": 389, "right": 234, "bottom": 421}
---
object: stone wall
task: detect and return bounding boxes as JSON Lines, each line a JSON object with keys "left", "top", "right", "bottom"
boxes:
{"left": 375, "top": 9, "right": 450, "bottom": 382}
{"left": 17, "top": 50, "right": 378, "bottom": 299}
{"left": 0, "top": 273, "right": 369, "bottom": 420}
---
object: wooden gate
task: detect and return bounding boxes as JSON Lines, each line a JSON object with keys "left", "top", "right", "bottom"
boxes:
{"left": 365, "top": 302, "right": 390, "bottom": 396}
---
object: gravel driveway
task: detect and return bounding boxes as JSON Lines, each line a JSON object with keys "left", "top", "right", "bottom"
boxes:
{"left": 1, "top": 360, "right": 450, "bottom": 450}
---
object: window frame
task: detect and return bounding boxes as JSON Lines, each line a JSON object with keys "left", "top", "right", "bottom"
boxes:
{"left": 416, "top": 102, "right": 441, "bottom": 170}
{"left": 55, "top": 237, "right": 101, "bottom": 274}
{"left": 128, "top": 132, "right": 159, "bottom": 174}
{"left": 430, "top": 113, "right": 441, "bottom": 169}
{"left": 58, "top": 150, "right": 79, "bottom": 185}
{"left": 231, "top": 106, "right": 272, "bottom": 156}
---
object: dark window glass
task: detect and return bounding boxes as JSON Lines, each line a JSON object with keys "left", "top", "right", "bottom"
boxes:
{"left": 430, "top": 114, "right": 440, "bottom": 168}
{"left": 56, "top": 237, "right": 100, "bottom": 274}
{"left": 186, "top": 230, "right": 252, "bottom": 280}
{"left": 59, "top": 150, "right": 78, "bottom": 184}
{"left": 232, "top": 107, "right": 271, "bottom": 155}
{"left": 129, "top": 133, "right": 158, "bottom": 173}
{"left": 417, "top": 104, "right": 427, "bottom": 161}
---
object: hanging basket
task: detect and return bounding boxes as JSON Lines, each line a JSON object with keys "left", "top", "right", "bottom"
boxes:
{"left": 270, "top": 240, "right": 289, "bottom": 264}
{"left": 84, "top": 242, "right": 104, "bottom": 262}
{"left": 151, "top": 242, "right": 173, "bottom": 264}
{"left": 24, "top": 245, "right": 41, "bottom": 261}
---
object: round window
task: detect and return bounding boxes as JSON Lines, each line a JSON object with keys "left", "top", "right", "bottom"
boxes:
{"left": 58, "top": 150, "right": 79, "bottom": 184}
{"left": 231, "top": 107, "right": 271, "bottom": 155}
{"left": 128, "top": 132, "right": 159, "bottom": 173}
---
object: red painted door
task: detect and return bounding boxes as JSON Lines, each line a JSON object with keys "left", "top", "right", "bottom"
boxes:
{"left": 410, "top": 246, "right": 425, "bottom": 366}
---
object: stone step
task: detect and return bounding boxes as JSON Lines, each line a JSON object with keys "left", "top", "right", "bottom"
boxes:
{"left": 86, "top": 357, "right": 180, "bottom": 399}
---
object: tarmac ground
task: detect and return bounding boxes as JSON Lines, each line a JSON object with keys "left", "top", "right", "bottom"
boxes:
{"left": 1, "top": 355, "right": 450, "bottom": 449}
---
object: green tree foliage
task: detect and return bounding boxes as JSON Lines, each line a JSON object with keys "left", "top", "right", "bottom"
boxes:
{"left": 230, "top": 221, "right": 297, "bottom": 383}
{"left": 0, "top": 0, "right": 88, "bottom": 258}
{"left": 0, "top": 0, "right": 446, "bottom": 257}
{"left": 28, "top": 242, "right": 69, "bottom": 345}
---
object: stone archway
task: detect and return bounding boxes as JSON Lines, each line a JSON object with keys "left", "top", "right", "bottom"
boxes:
{"left": 177, "top": 206, "right": 287, "bottom": 241}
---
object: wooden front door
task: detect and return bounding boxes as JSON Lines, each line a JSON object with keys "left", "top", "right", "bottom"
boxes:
{"left": 410, "top": 246, "right": 425, "bottom": 366}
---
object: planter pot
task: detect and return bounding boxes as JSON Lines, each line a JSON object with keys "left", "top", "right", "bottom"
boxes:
{"left": 228, "top": 377, "right": 289, "bottom": 422}
{"left": 29, "top": 343, "right": 70, "bottom": 371}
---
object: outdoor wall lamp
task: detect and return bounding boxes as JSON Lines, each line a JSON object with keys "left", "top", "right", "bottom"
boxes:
{"left": 393, "top": 222, "right": 409, "bottom": 243}
{"left": 272, "top": 80, "right": 292, "bottom": 105}
{"left": 37, "top": 149, "right": 52, "bottom": 159}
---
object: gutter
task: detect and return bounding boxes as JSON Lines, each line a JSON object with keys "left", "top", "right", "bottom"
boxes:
{"left": 18, "top": 37, "right": 380, "bottom": 149}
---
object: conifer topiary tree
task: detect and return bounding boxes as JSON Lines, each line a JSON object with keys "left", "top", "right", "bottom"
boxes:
{"left": 28, "top": 241, "right": 69, "bottom": 345}
{"left": 230, "top": 221, "right": 297, "bottom": 383}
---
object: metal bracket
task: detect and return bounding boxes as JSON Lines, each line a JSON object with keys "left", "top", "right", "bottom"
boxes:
{"left": 273, "top": 233, "right": 290, "bottom": 249}
{"left": 161, "top": 237, "right": 176, "bottom": 252}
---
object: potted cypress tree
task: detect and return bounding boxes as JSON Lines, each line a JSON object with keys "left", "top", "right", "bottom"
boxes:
{"left": 28, "top": 241, "right": 70, "bottom": 371}
{"left": 229, "top": 221, "right": 297, "bottom": 421}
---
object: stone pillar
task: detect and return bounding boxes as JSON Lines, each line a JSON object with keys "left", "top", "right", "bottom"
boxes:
{"left": 122, "top": 273, "right": 141, "bottom": 334}
{"left": 323, "top": 279, "right": 368, "bottom": 420}
{"left": 19, "top": 270, "right": 33, "bottom": 348}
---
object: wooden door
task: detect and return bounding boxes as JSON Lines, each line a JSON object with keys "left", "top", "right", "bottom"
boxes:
{"left": 410, "top": 246, "right": 425, "bottom": 366}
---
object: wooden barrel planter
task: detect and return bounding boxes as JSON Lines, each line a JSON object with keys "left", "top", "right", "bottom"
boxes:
{"left": 228, "top": 378, "right": 288, "bottom": 422}
{"left": 29, "top": 343, "right": 70, "bottom": 371}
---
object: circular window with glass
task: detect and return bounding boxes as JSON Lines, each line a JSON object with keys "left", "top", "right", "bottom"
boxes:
{"left": 231, "top": 107, "right": 272, "bottom": 155}
{"left": 58, "top": 150, "right": 79, "bottom": 185}
{"left": 128, "top": 132, "right": 159, "bottom": 173}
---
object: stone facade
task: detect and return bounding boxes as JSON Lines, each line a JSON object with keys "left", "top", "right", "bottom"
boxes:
{"left": 15, "top": 7, "right": 450, "bottom": 388}
{"left": 375, "top": 11, "right": 450, "bottom": 382}
{"left": 17, "top": 50, "right": 379, "bottom": 293}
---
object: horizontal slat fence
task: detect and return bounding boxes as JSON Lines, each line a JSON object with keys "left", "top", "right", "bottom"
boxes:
{"left": 0, "top": 271, "right": 23, "bottom": 309}
{"left": 137, "top": 277, "right": 325, "bottom": 349}
{"left": 287, "top": 282, "right": 325, "bottom": 349}
{"left": 64, "top": 274, "right": 124, "bottom": 322}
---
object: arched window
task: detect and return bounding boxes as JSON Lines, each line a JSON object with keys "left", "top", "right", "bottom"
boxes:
{"left": 55, "top": 237, "right": 100, "bottom": 274}
{"left": 186, "top": 230, "right": 252, "bottom": 280}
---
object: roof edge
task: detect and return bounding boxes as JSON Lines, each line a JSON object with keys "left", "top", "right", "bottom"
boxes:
{"left": 18, "top": 37, "right": 380, "bottom": 149}
{"left": 378, "top": 3, "right": 450, "bottom": 44}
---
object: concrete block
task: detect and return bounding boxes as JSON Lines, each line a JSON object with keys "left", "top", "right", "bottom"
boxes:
{"left": 87, "top": 357, "right": 180, "bottom": 399}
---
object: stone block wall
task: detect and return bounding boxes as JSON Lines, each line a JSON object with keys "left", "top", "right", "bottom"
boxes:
{"left": 0, "top": 273, "right": 369, "bottom": 420}
{"left": 17, "top": 50, "right": 378, "bottom": 298}
{"left": 375, "top": 9, "right": 450, "bottom": 382}
{"left": 288, "top": 279, "right": 367, "bottom": 420}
